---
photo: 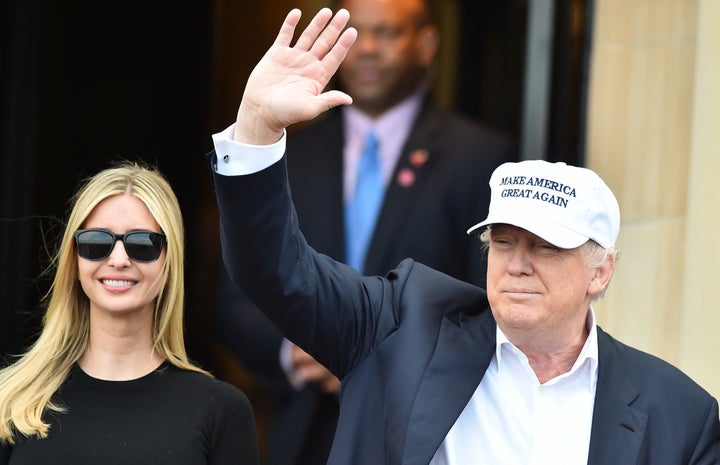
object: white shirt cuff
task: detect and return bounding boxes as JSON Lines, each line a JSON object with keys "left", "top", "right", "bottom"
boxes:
{"left": 280, "top": 337, "right": 306, "bottom": 390}
{"left": 211, "top": 123, "right": 286, "bottom": 176}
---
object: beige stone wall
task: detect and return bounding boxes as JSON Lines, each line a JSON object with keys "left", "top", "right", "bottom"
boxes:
{"left": 587, "top": 0, "right": 719, "bottom": 397}
{"left": 679, "top": 0, "right": 720, "bottom": 397}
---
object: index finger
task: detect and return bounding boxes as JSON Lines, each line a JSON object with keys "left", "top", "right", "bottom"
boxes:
{"left": 319, "top": 24, "right": 357, "bottom": 73}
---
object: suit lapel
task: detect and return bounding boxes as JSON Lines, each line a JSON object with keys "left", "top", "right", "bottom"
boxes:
{"left": 399, "top": 324, "right": 649, "bottom": 465}
{"left": 364, "top": 101, "right": 442, "bottom": 274}
{"left": 587, "top": 328, "right": 647, "bottom": 465}
{"left": 288, "top": 113, "right": 346, "bottom": 260}
{"left": 402, "top": 310, "right": 496, "bottom": 465}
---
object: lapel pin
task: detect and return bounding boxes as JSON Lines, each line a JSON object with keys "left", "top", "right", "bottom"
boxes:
{"left": 396, "top": 168, "right": 416, "bottom": 188}
{"left": 409, "top": 149, "right": 429, "bottom": 168}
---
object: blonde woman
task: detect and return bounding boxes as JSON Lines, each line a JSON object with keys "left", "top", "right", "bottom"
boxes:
{"left": 0, "top": 162, "right": 258, "bottom": 465}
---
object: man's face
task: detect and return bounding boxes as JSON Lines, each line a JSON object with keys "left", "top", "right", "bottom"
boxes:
{"left": 486, "top": 224, "right": 612, "bottom": 346}
{"left": 337, "top": 0, "right": 438, "bottom": 117}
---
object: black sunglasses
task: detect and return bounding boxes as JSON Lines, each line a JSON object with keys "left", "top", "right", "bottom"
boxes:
{"left": 74, "top": 228, "right": 166, "bottom": 263}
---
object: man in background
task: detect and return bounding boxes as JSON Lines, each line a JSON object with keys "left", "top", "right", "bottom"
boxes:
{"left": 213, "top": 1, "right": 516, "bottom": 463}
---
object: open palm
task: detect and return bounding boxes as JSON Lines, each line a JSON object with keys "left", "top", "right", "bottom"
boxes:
{"left": 236, "top": 8, "right": 357, "bottom": 144}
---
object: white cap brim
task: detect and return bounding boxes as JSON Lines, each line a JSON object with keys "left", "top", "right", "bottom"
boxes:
{"left": 467, "top": 212, "right": 591, "bottom": 249}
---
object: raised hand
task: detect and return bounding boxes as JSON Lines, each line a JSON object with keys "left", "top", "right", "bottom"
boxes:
{"left": 234, "top": 8, "right": 358, "bottom": 145}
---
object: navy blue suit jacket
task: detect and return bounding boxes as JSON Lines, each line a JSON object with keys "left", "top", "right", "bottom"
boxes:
{"left": 213, "top": 100, "right": 516, "bottom": 465}
{"left": 211, "top": 155, "right": 720, "bottom": 465}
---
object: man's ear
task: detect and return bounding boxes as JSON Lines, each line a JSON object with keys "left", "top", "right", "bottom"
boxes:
{"left": 588, "top": 253, "right": 616, "bottom": 298}
{"left": 416, "top": 24, "right": 439, "bottom": 66}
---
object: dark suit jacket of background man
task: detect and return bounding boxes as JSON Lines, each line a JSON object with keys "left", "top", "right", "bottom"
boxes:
{"left": 211, "top": 154, "right": 720, "bottom": 465}
{"left": 213, "top": 97, "right": 517, "bottom": 465}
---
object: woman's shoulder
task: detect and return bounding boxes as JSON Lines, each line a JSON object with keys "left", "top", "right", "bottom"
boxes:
{"left": 158, "top": 364, "right": 251, "bottom": 408}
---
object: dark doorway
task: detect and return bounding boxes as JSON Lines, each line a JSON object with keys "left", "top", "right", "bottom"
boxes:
{"left": 1, "top": 0, "right": 213, "bottom": 362}
{"left": 456, "top": 0, "right": 593, "bottom": 166}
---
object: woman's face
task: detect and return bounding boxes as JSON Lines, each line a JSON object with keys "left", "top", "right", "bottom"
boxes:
{"left": 486, "top": 224, "right": 602, "bottom": 347}
{"left": 76, "top": 194, "right": 166, "bottom": 320}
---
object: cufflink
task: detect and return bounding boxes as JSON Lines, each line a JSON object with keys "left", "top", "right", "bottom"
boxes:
{"left": 223, "top": 154, "right": 230, "bottom": 163}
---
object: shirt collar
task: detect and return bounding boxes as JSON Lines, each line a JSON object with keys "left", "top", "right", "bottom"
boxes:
{"left": 495, "top": 307, "right": 599, "bottom": 388}
{"left": 342, "top": 91, "right": 424, "bottom": 147}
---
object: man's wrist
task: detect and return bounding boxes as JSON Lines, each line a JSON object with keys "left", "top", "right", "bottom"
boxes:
{"left": 234, "top": 102, "right": 285, "bottom": 145}
{"left": 211, "top": 123, "right": 286, "bottom": 176}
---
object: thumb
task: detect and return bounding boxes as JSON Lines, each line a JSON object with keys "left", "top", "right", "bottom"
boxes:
{"left": 316, "top": 90, "right": 353, "bottom": 112}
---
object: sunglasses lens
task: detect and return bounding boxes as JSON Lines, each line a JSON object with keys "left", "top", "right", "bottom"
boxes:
{"left": 75, "top": 229, "right": 165, "bottom": 262}
{"left": 124, "top": 232, "right": 165, "bottom": 262}
{"left": 75, "top": 230, "right": 114, "bottom": 260}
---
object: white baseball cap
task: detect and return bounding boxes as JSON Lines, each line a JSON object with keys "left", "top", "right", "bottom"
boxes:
{"left": 467, "top": 160, "right": 620, "bottom": 249}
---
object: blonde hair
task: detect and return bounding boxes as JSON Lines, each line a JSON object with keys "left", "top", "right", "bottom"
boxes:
{"left": 0, "top": 161, "right": 209, "bottom": 444}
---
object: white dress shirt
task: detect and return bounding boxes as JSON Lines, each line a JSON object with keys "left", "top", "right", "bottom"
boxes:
{"left": 430, "top": 309, "right": 599, "bottom": 465}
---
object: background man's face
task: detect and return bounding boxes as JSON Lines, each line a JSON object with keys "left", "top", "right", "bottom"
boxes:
{"left": 337, "top": 0, "right": 438, "bottom": 117}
